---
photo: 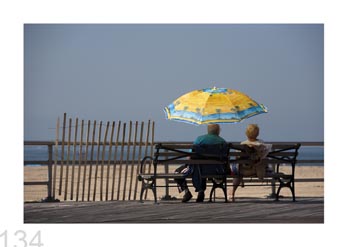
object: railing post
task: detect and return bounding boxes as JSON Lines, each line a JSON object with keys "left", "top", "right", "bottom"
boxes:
{"left": 47, "top": 144, "right": 53, "bottom": 199}
{"left": 162, "top": 149, "right": 171, "bottom": 200}
{"left": 269, "top": 146, "right": 276, "bottom": 199}
{"left": 164, "top": 164, "right": 170, "bottom": 198}
{"left": 270, "top": 173, "right": 276, "bottom": 198}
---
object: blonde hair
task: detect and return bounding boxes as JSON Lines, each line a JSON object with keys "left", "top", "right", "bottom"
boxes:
{"left": 245, "top": 124, "right": 259, "bottom": 140}
{"left": 207, "top": 124, "right": 220, "bottom": 135}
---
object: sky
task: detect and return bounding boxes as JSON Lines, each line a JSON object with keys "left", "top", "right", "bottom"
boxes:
{"left": 24, "top": 24, "right": 324, "bottom": 142}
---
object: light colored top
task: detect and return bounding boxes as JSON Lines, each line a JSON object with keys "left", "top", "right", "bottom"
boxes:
{"left": 240, "top": 139, "right": 272, "bottom": 159}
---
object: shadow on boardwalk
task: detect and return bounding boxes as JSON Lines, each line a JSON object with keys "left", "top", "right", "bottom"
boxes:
{"left": 24, "top": 197, "right": 323, "bottom": 223}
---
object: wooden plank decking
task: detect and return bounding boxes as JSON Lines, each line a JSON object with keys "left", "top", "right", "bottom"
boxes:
{"left": 24, "top": 197, "right": 323, "bottom": 223}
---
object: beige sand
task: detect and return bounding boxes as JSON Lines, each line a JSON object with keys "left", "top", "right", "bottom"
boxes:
{"left": 24, "top": 165, "right": 324, "bottom": 202}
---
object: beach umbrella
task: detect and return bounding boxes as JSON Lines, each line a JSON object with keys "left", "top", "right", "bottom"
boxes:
{"left": 164, "top": 87, "right": 267, "bottom": 125}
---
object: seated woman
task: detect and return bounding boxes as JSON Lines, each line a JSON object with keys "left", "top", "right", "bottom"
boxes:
{"left": 230, "top": 124, "right": 272, "bottom": 202}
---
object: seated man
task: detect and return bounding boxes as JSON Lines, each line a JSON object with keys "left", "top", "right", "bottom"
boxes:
{"left": 175, "top": 124, "right": 227, "bottom": 202}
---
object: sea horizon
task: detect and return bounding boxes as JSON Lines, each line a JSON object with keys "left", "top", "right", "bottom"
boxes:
{"left": 24, "top": 143, "right": 324, "bottom": 166}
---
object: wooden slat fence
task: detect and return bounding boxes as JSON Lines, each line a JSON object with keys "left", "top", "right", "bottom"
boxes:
{"left": 51, "top": 113, "right": 155, "bottom": 201}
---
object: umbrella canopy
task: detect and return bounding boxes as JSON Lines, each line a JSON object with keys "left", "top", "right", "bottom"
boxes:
{"left": 164, "top": 87, "right": 267, "bottom": 125}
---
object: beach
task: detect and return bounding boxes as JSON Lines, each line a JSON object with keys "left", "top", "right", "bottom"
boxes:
{"left": 24, "top": 165, "right": 324, "bottom": 202}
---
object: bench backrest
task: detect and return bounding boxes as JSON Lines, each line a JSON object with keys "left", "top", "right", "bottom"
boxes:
{"left": 154, "top": 143, "right": 300, "bottom": 162}
{"left": 149, "top": 143, "right": 300, "bottom": 176}
{"left": 192, "top": 143, "right": 229, "bottom": 160}
{"left": 229, "top": 143, "right": 301, "bottom": 173}
{"left": 154, "top": 143, "right": 229, "bottom": 165}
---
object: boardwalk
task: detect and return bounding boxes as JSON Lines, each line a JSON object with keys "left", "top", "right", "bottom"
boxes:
{"left": 24, "top": 197, "right": 323, "bottom": 223}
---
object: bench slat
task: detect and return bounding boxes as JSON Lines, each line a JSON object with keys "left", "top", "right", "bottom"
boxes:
{"left": 157, "top": 159, "right": 227, "bottom": 165}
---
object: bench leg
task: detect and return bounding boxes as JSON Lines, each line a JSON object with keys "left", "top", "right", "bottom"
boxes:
{"left": 153, "top": 183, "right": 158, "bottom": 203}
{"left": 209, "top": 189, "right": 214, "bottom": 202}
{"left": 139, "top": 179, "right": 158, "bottom": 203}
{"left": 275, "top": 185, "right": 281, "bottom": 201}
{"left": 139, "top": 185, "right": 145, "bottom": 202}
{"left": 209, "top": 179, "right": 228, "bottom": 203}
{"left": 291, "top": 180, "right": 296, "bottom": 202}
{"left": 275, "top": 179, "right": 296, "bottom": 202}
{"left": 223, "top": 184, "right": 228, "bottom": 203}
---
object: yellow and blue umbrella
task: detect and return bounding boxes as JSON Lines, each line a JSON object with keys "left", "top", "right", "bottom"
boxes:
{"left": 164, "top": 87, "right": 267, "bottom": 125}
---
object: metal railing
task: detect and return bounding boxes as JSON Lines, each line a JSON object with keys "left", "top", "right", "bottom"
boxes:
{"left": 24, "top": 141, "right": 54, "bottom": 200}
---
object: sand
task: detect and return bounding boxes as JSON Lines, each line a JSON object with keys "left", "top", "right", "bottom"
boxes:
{"left": 24, "top": 164, "right": 324, "bottom": 202}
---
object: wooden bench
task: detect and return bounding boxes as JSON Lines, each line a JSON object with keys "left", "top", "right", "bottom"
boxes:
{"left": 137, "top": 143, "right": 301, "bottom": 203}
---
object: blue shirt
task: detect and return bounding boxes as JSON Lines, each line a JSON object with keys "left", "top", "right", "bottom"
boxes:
{"left": 193, "top": 133, "right": 226, "bottom": 145}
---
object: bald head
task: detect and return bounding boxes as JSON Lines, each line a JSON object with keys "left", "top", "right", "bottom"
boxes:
{"left": 207, "top": 124, "right": 220, "bottom": 135}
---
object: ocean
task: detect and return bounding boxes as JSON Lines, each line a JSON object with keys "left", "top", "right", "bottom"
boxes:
{"left": 24, "top": 144, "right": 324, "bottom": 166}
